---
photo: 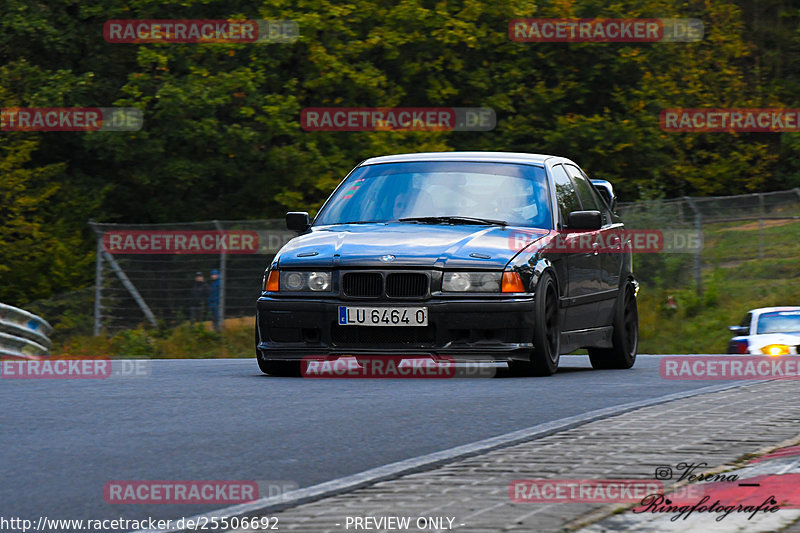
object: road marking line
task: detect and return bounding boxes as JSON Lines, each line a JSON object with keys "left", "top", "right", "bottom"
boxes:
{"left": 136, "top": 378, "right": 756, "bottom": 533}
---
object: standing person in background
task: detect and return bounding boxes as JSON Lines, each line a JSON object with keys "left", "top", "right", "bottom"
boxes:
{"left": 190, "top": 272, "right": 208, "bottom": 323}
{"left": 208, "top": 269, "right": 221, "bottom": 332}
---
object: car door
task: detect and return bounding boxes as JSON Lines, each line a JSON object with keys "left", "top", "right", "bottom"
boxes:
{"left": 549, "top": 164, "right": 602, "bottom": 331}
{"left": 564, "top": 164, "right": 622, "bottom": 327}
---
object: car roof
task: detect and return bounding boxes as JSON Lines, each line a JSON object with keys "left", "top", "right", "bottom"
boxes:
{"left": 750, "top": 307, "right": 800, "bottom": 315}
{"left": 360, "top": 151, "right": 570, "bottom": 167}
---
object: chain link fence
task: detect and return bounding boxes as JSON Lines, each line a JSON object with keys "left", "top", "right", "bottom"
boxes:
{"left": 617, "top": 188, "right": 800, "bottom": 294}
{"left": 21, "top": 187, "right": 800, "bottom": 346}
{"left": 88, "top": 220, "right": 292, "bottom": 334}
{"left": 25, "top": 288, "right": 95, "bottom": 341}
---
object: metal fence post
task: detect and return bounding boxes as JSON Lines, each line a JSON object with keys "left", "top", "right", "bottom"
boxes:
{"left": 94, "top": 237, "right": 104, "bottom": 336}
{"left": 214, "top": 220, "right": 226, "bottom": 331}
{"left": 758, "top": 192, "right": 765, "bottom": 259}
{"left": 101, "top": 250, "right": 158, "bottom": 327}
{"left": 684, "top": 197, "right": 702, "bottom": 296}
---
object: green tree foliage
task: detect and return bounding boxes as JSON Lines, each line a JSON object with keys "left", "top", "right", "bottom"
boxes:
{"left": 0, "top": 132, "right": 92, "bottom": 303}
{"left": 1, "top": 0, "right": 799, "bottom": 305}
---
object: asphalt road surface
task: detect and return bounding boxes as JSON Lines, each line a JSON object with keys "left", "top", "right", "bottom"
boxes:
{"left": 1, "top": 355, "right": 743, "bottom": 527}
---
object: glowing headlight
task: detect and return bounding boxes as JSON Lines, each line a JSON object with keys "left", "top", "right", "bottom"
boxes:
{"left": 278, "top": 271, "right": 332, "bottom": 292}
{"left": 442, "top": 272, "right": 502, "bottom": 292}
{"left": 760, "top": 344, "right": 790, "bottom": 357}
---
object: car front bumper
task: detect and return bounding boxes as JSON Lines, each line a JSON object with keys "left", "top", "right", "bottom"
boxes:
{"left": 256, "top": 295, "right": 536, "bottom": 362}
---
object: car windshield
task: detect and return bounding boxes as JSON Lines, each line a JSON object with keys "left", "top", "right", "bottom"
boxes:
{"left": 314, "top": 161, "right": 552, "bottom": 228}
{"left": 756, "top": 311, "right": 800, "bottom": 334}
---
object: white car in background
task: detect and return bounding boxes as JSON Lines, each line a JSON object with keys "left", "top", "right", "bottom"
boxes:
{"left": 728, "top": 307, "right": 800, "bottom": 355}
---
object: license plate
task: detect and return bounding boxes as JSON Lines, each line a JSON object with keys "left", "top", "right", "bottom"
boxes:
{"left": 338, "top": 306, "right": 428, "bottom": 327}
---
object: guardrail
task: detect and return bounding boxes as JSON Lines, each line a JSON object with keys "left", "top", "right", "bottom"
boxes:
{"left": 0, "top": 303, "right": 53, "bottom": 359}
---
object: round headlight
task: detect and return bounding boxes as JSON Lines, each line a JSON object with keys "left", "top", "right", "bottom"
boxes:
{"left": 308, "top": 272, "right": 331, "bottom": 291}
{"left": 448, "top": 273, "right": 471, "bottom": 291}
{"left": 284, "top": 272, "right": 305, "bottom": 291}
{"left": 477, "top": 273, "right": 500, "bottom": 291}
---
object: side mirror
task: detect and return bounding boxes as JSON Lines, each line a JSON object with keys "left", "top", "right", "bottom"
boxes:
{"left": 591, "top": 179, "right": 617, "bottom": 211}
{"left": 567, "top": 210, "right": 602, "bottom": 230}
{"left": 728, "top": 325, "right": 749, "bottom": 336}
{"left": 286, "top": 212, "right": 310, "bottom": 232}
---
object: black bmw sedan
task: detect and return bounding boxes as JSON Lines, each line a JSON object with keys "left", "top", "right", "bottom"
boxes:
{"left": 256, "top": 152, "right": 638, "bottom": 377}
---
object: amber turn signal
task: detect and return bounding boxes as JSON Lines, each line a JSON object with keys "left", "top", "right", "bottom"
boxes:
{"left": 501, "top": 271, "right": 525, "bottom": 292}
{"left": 265, "top": 270, "right": 280, "bottom": 291}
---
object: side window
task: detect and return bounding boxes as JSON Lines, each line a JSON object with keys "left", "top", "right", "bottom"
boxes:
{"left": 740, "top": 313, "right": 752, "bottom": 334}
{"left": 550, "top": 164, "right": 581, "bottom": 227}
{"left": 565, "top": 164, "right": 612, "bottom": 225}
{"left": 564, "top": 164, "right": 600, "bottom": 212}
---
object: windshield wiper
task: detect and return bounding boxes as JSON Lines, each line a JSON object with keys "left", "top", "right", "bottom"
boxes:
{"left": 397, "top": 216, "right": 508, "bottom": 226}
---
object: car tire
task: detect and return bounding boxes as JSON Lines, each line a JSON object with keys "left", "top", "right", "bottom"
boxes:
{"left": 509, "top": 271, "right": 560, "bottom": 377}
{"left": 588, "top": 282, "right": 638, "bottom": 369}
{"left": 256, "top": 328, "right": 301, "bottom": 376}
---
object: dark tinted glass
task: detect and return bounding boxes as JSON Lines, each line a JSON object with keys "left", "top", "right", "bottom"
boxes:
{"left": 550, "top": 164, "right": 580, "bottom": 226}
{"left": 315, "top": 161, "right": 552, "bottom": 228}
{"left": 565, "top": 164, "right": 600, "bottom": 212}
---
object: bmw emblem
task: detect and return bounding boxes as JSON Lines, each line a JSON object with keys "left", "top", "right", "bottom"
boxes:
{"left": 380, "top": 254, "right": 395, "bottom": 262}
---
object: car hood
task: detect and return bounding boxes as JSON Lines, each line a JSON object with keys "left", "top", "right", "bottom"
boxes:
{"left": 276, "top": 223, "right": 549, "bottom": 269}
{"left": 745, "top": 332, "right": 800, "bottom": 350}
